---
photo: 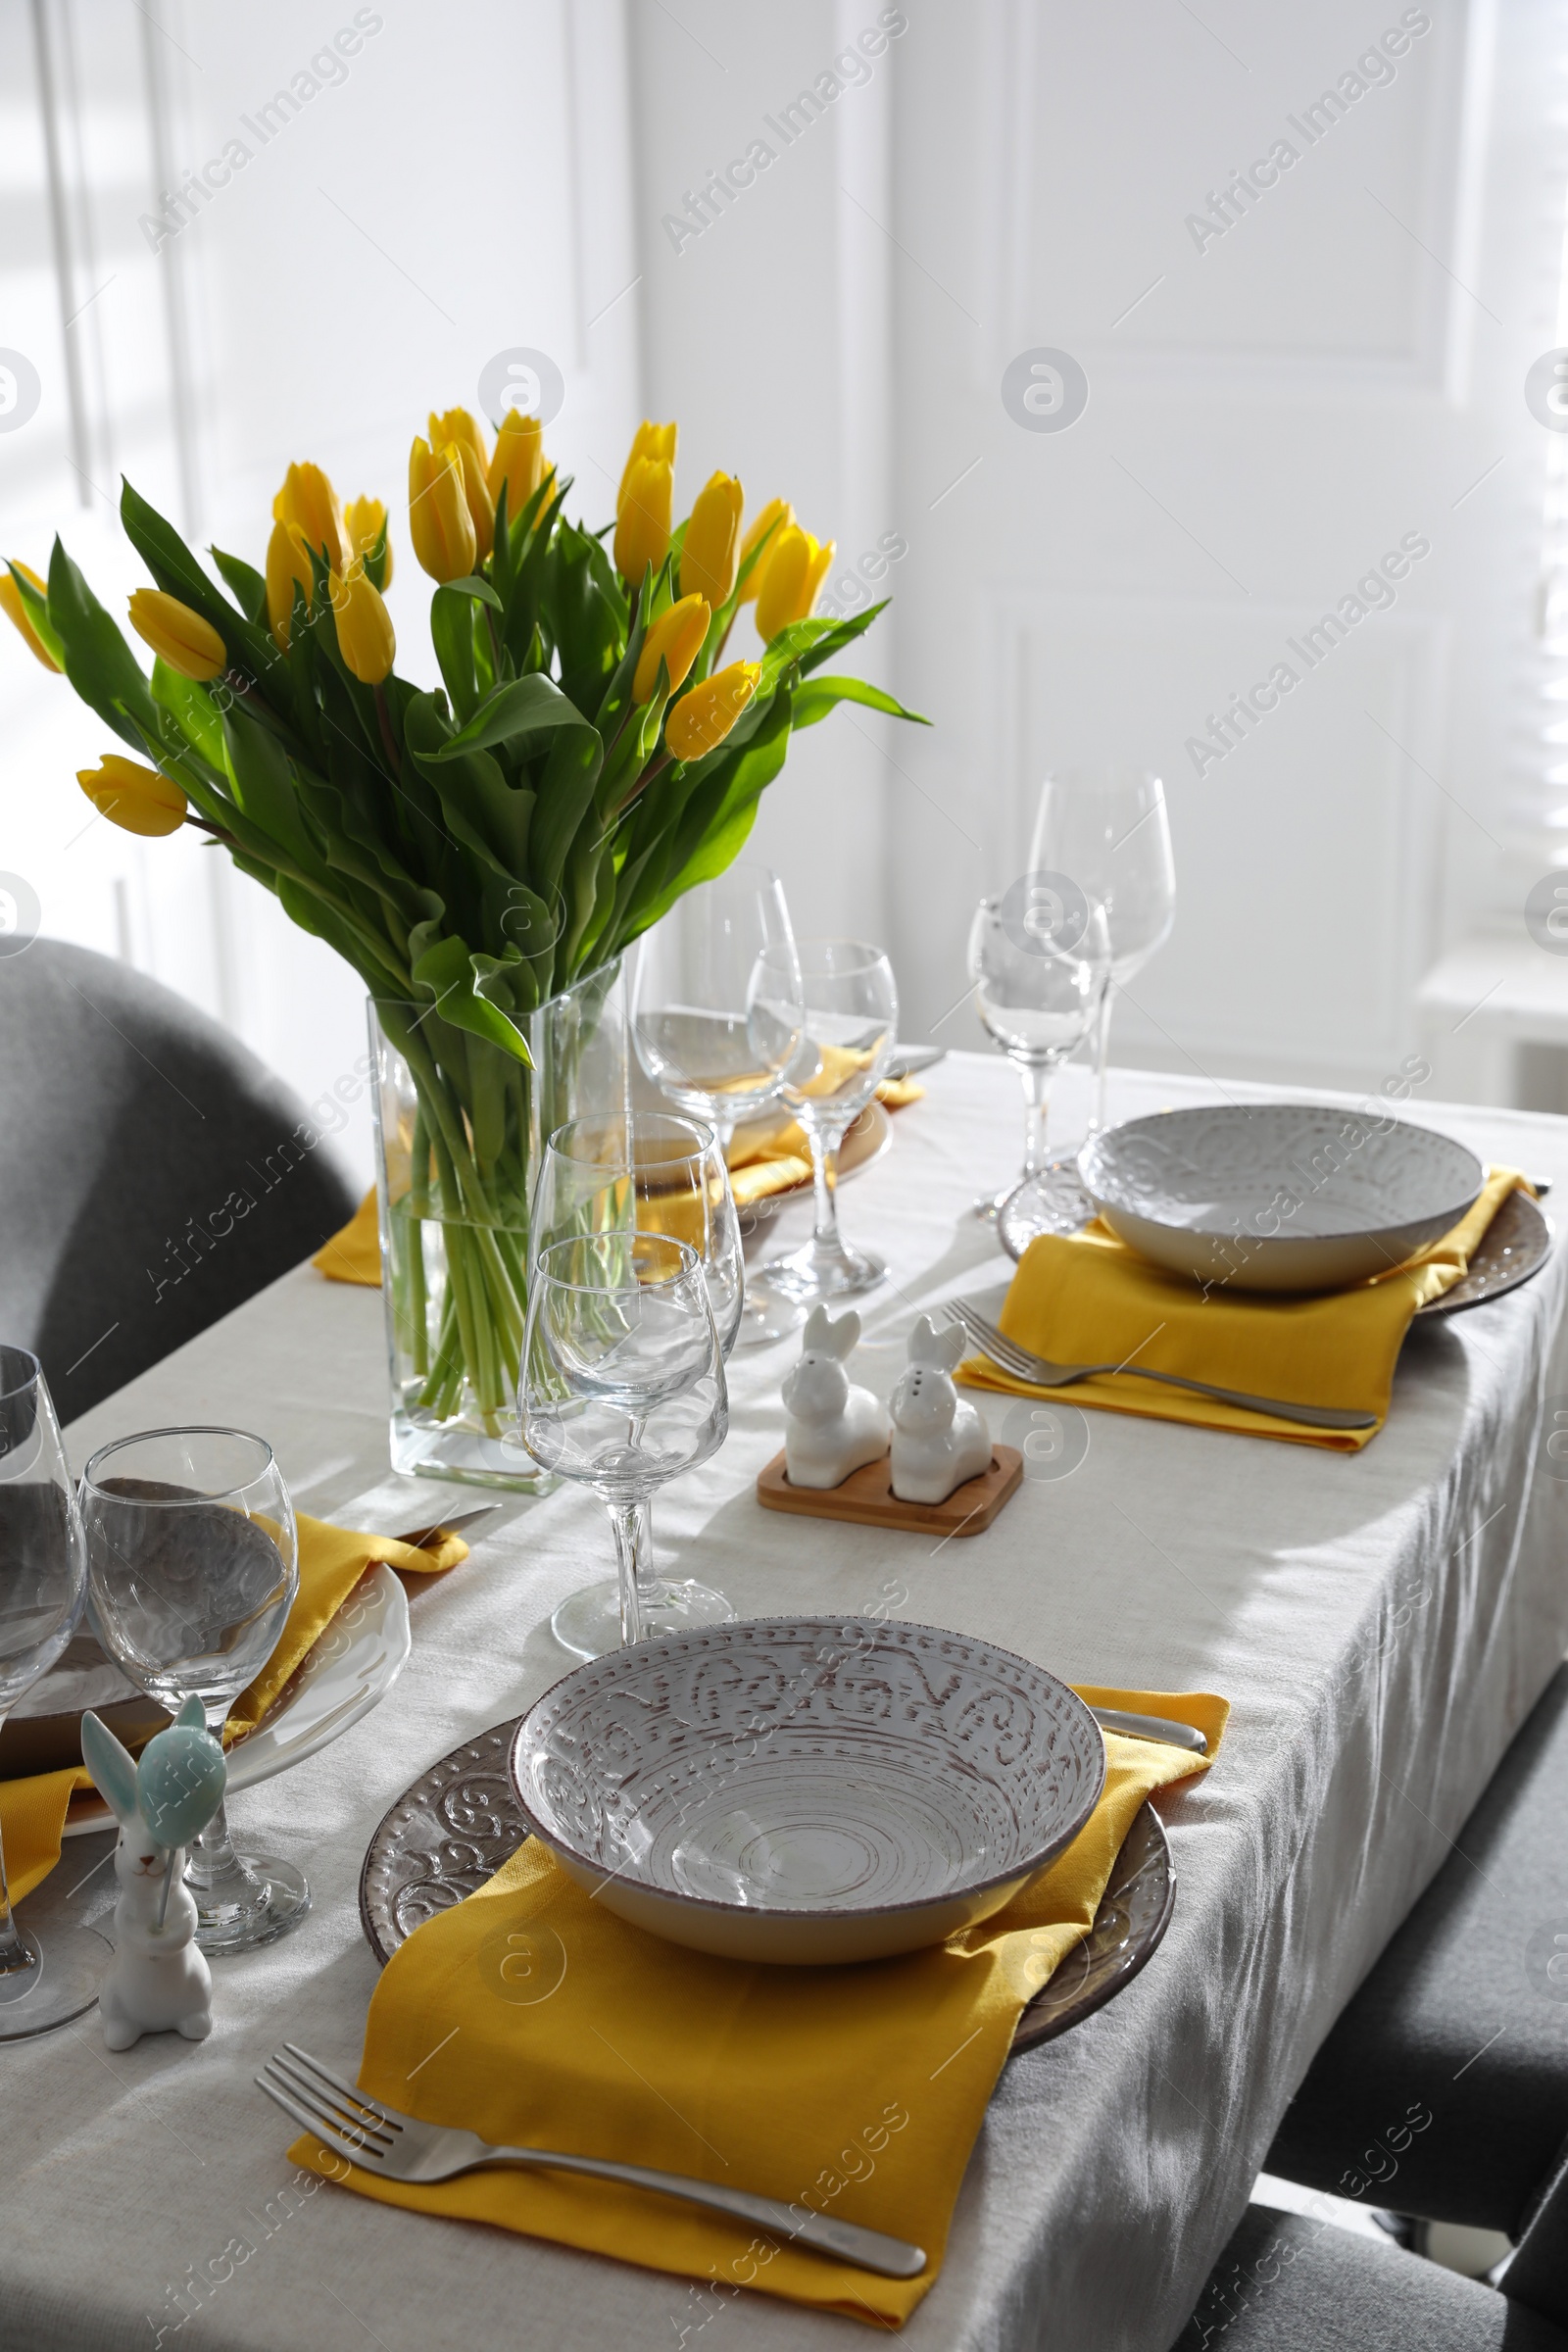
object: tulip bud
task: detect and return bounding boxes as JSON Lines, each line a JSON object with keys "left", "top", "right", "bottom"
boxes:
{"left": 328, "top": 560, "right": 396, "bottom": 685}
{"left": 680, "top": 471, "right": 745, "bottom": 609}
{"left": 428, "top": 410, "right": 494, "bottom": 562}
{"left": 272, "top": 462, "right": 345, "bottom": 571}
{"left": 754, "top": 526, "right": 835, "bottom": 642}
{"left": 0, "top": 561, "right": 60, "bottom": 669}
{"left": 632, "top": 592, "right": 710, "bottom": 705}
{"left": 127, "top": 589, "right": 227, "bottom": 681}
{"left": 665, "top": 661, "right": 760, "bottom": 763}
{"left": 428, "top": 408, "right": 489, "bottom": 476}
{"left": 613, "top": 457, "right": 673, "bottom": 585}
{"left": 345, "top": 496, "right": 392, "bottom": 589}
{"left": 408, "top": 437, "right": 477, "bottom": 583}
{"left": 77, "top": 754, "right": 187, "bottom": 838}
{"left": 266, "top": 519, "right": 316, "bottom": 652}
{"left": 488, "top": 411, "right": 550, "bottom": 521}
{"left": 734, "top": 499, "right": 794, "bottom": 605}
{"left": 616, "top": 420, "right": 677, "bottom": 519}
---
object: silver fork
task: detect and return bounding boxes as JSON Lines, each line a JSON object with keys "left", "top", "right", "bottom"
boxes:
{"left": 256, "top": 2044, "right": 926, "bottom": 2280}
{"left": 948, "top": 1298, "right": 1376, "bottom": 1433}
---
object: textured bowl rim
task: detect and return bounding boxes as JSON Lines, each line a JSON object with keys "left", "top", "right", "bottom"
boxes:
{"left": 1081, "top": 1104, "right": 1483, "bottom": 1250}
{"left": 507, "top": 1614, "right": 1106, "bottom": 1927}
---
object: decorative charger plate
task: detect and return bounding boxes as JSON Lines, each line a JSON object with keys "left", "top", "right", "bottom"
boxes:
{"left": 729, "top": 1096, "right": 892, "bottom": 1216}
{"left": 357, "top": 1715, "right": 1173, "bottom": 2052}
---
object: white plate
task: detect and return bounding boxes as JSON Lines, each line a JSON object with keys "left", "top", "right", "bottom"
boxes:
{"left": 61, "top": 1562, "right": 411, "bottom": 1836}
{"left": 1081, "top": 1104, "right": 1484, "bottom": 1294}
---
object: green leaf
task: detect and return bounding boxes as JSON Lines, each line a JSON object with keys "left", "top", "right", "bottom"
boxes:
{"left": 789, "top": 674, "right": 929, "bottom": 730}
{"left": 5, "top": 563, "right": 64, "bottom": 664}
{"left": 151, "top": 659, "right": 227, "bottom": 770}
{"left": 411, "top": 933, "right": 533, "bottom": 1066}
{"left": 443, "top": 574, "right": 506, "bottom": 612}
{"left": 120, "top": 481, "right": 275, "bottom": 683}
{"left": 46, "top": 538, "right": 160, "bottom": 754}
{"left": 222, "top": 704, "right": 319, "bottom": 870}
{"left": 430, "top": 586, "right": 479, "bottom": 723}
{"left": 433, "top": 671, "right": 600, "bottom": 763}
{"left": 550, "top": 522, "right": 622, "bottom": 719}
{"left": 211, "top": 546, "right": 268, "bottom": 624}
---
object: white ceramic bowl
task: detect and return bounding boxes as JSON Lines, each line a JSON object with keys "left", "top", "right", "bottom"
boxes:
{"left": 1081, "top": 1104, "right": 1483, "bottom": 1294}
{"left": 509, "top": 1617, "right": 1104, "bottom": 1965}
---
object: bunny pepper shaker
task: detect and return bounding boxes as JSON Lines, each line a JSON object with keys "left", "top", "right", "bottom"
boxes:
{"left": 889, "top": 1315, "right": 994, "bottom": 1504}
{"left": 79, "top": 1695, "right": 226, "bottom": 2051}
{"left": 781, "top": 1305, "right": 891, "bottom": 1489}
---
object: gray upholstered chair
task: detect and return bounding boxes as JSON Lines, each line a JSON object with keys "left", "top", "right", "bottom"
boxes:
{"left": 1171, "top": 2179, "right": 1568, "bottom": 2350}
{"left": 1264, "top": 1663, "right": 1568, "bottom": 2239}
{"left": 0, "top": 938, "right": 358, "bottom": 1421}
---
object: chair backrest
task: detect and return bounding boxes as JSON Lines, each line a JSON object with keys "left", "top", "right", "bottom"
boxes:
{"left": 0, "top": 938, "right": 359, "bottom": 1420}
{"left": 1507, "top": 2138, "right": 1568, "bottom": 2328}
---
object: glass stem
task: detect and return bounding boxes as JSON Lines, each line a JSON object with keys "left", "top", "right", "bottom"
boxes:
{"left": 1090, "top": 984, "right": 1115, "bottom": 1138}
{"left": 610, "top": 1502, "right": 648, "bottom": 1643}
{"left": 182, "top": 1706, "right": 255, "bottom": 1903}
{"left": 1018, "top": 1062, "right": 1054, "bottom": 1182}
{"left": 0, "top": 1712, "right": 36, "bottom": 1982}
{"left": 808, "top": 1123, "right": 845, "bottom": 1253}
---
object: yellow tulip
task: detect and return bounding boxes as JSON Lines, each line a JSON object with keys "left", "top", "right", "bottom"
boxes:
{"left": 272, "top": 462, "right": 345, "bottom": 570}
{"left": 328, "top": 561, "right": 396, "bottom": 685}
{"left": 265, "top": 519, "right": 315, "bottom": 651}
{"left": 429, "top": 408, "right": 489, "bottom": 475}
{"left": 0, "top": 561, "right": 59, "bottom": 670}
{"left": 613, "top": 456, "right": 673, "bottom": 584}
{"left": 428, "top": 410, "right": 494, "bottom": 560}
{"left": 345, "top": 496, "right": 392, "bottom": 587}
{"left": 76, "top": 754, "right": 186, "bottom": 838}
{"left": 665, "top": 661, "right": 760, "bottom": 762}
{"left": 127, "top": 588, "right": 227, "bottom": 681}
{"left": 680, "top": 471, "right": 745, "bottom": 608}
{"left": 488, "top": 411, "right": 550, "bottom": 520}
{"left": 754, "top": 525, "right": 835, "bottom": 642}
{"left": 632, "top": 592, "right": 710, "bottom": 704}
{"left": 616, "top": 419, "right": 677, "bottom": 518}
{"left": 408, "top": 437, "right": 477, "bottom": 583}
{"left": 734, "top": 498, "right": 793, "bottom": 604}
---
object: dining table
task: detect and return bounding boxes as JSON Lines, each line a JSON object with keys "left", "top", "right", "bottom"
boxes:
{"left": 4, "top": 1048, "right": 1567, "bottom": 2352}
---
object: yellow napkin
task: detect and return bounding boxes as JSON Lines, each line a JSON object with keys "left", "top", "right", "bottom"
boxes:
{"left": 291, "top": 1686, "right": 1226, "bottom": 2328}
{"left": 0, "top": 1513, "right": 469, "bottom": 1907}
{"left": 314, "top": 1078, "right": 928, "bottom": 1278}
{"left": 962, "top": 1166, "right": 1531, "bottom": 1451}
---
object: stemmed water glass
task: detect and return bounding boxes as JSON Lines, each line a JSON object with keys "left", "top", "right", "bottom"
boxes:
{"left": 968, "top": 892, "right": 1111, "bottom": 1217}
{"left": 520, "top": 1235, "right": 727, "bottom": 1654}
{"left": 749, "top": 940, "right": 899, "bottom": 1301}
{"left": 79, "top": 1427, "right": 309, "bottom": 1955}
{"left": 533, "top": 1111, "right": 741, "bottom": 1656}
{"left": 0, "top": 1346, "right": 104, "bottom": 2038}
{"left": 631, "top": 863, "right": 805, "bottom": 1341}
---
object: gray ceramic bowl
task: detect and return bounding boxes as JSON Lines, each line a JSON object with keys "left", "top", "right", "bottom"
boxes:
{"left": 509, "top": 1616, "right": 1104, "bottom": 1965}
{"left": 1081, "top": 1103, "right": 1483, "bottom": 1294}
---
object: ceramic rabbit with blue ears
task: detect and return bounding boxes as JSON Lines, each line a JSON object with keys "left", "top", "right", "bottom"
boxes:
{"left": 890, "top": 1315, "right": 993, "bottom": 1504}
{"left": 79, "top": 1696, "right": 227, "bottom": 2051}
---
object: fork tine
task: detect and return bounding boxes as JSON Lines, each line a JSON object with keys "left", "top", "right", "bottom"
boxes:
{"left": 270, "top": 2052, "right": 395, "bottom": 2147}
{"left": 260, "top": 2061, "right": 386, "bottom": 2161}
{"left": 282, "top": 2042, "right": 401, "bottom": 2133}
{"left": 255, "top": 2070, "right": 378, "bottom": 2168}
{"left": 954, "top": 1300, "right": 1038, "bottom": 1378}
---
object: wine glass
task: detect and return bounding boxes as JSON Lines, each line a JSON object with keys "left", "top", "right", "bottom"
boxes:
{"left": 79, "top": 1427, "right": 309, "bottom": 1955}
{"left": 533, "top": 1111, "right": 739, "bottom": 1654}
{"left": 631, "top": 863, "right": 805, "bottom": 1342}
{"left": 749, "top": 940, "right": 899, "bottom": 1301}
{"left": 521, "top": 1235, "right": 727, "bottom": 1659}
{"left": 968, "top": 891, "right": 1111, "bottom": 1218}
{"left": 0, "top": 1346, "right": 104, "bottom": 2038}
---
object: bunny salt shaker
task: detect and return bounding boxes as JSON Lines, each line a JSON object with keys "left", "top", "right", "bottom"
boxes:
{"left": 890, "top": 1315, "right": 994, "bottom": 1504}
{"left": 79, "top": 1695, "right": 226, "bottom": 2051}
{"left": 781, "top": 1305, "right": 891, "bottom": 1488}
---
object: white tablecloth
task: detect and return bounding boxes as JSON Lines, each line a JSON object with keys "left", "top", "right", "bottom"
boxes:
{"left": 5, "top": 1054, "right": 1567, "bottom": 2352}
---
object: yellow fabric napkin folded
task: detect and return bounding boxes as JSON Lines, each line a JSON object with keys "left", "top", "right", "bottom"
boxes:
{"left": 962, "top": 1166, "right": 1531, "bottom": 1451}
{"left": 314, "top": 1078, "right": 927, "bottom": 1280}
{"left": 292, "top": 1686, "right": 1227, "bottom": 2328}
{"left": 0, "top": 1513, "right": 468, "bottom": 1907}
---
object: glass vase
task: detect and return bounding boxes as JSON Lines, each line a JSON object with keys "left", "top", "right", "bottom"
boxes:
{"left": 369, "top": 958, "right": 628, "bottom": 1491}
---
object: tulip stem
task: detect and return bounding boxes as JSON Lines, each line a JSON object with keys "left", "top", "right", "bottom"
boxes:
{"left": 374, "top": 684, "right": 402, "bottom": 778}
{"left": 710, "top": 612, "right": 736, "bottom": 669}
{"left": 613, "top": 751, "right": 671, "bottom": 817}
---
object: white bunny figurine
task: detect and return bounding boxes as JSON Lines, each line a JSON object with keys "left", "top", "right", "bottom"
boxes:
{"left": 890, "top": 1315, "right": 994, "bottom": 1504}
{"left": 781, "top": 1304, "right": 891, "bottom": 1489}
{"left": 80, "top": 1696, "right": 225, "bottom": 2052}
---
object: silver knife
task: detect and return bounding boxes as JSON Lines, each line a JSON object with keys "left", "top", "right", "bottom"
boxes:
{"left": 392, "top": 1502, "right": 502, "bottom": 1551}
{"left": 1090, "top": 1705, "right": 1208, "bottom": 1757}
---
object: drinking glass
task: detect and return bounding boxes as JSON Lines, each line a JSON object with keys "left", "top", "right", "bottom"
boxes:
{"left": 521, "top": 1235, "right": 727, "bottom": 1660}
{"left": 631, "top": 864, "right": 805, "bottom": 1343}
{"left": 749, "top": 940, "right": 899, "bottom": 1301}
{"left": 968, "top": 893, "right": 1111, "bottom": 1217}
{"left": 0, "top": 1346, "right": 103, "bottom": 2038}
{"left": 533, "top": 1111, "right": 739, "bottom": 1649}
{"left": 79, "top": 1427, "right": 309, "bottom": 1955}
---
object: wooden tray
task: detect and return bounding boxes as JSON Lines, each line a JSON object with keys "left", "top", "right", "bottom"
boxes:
{"left": 755, "top": 1446, "right": 1022, "bottom": 1535}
